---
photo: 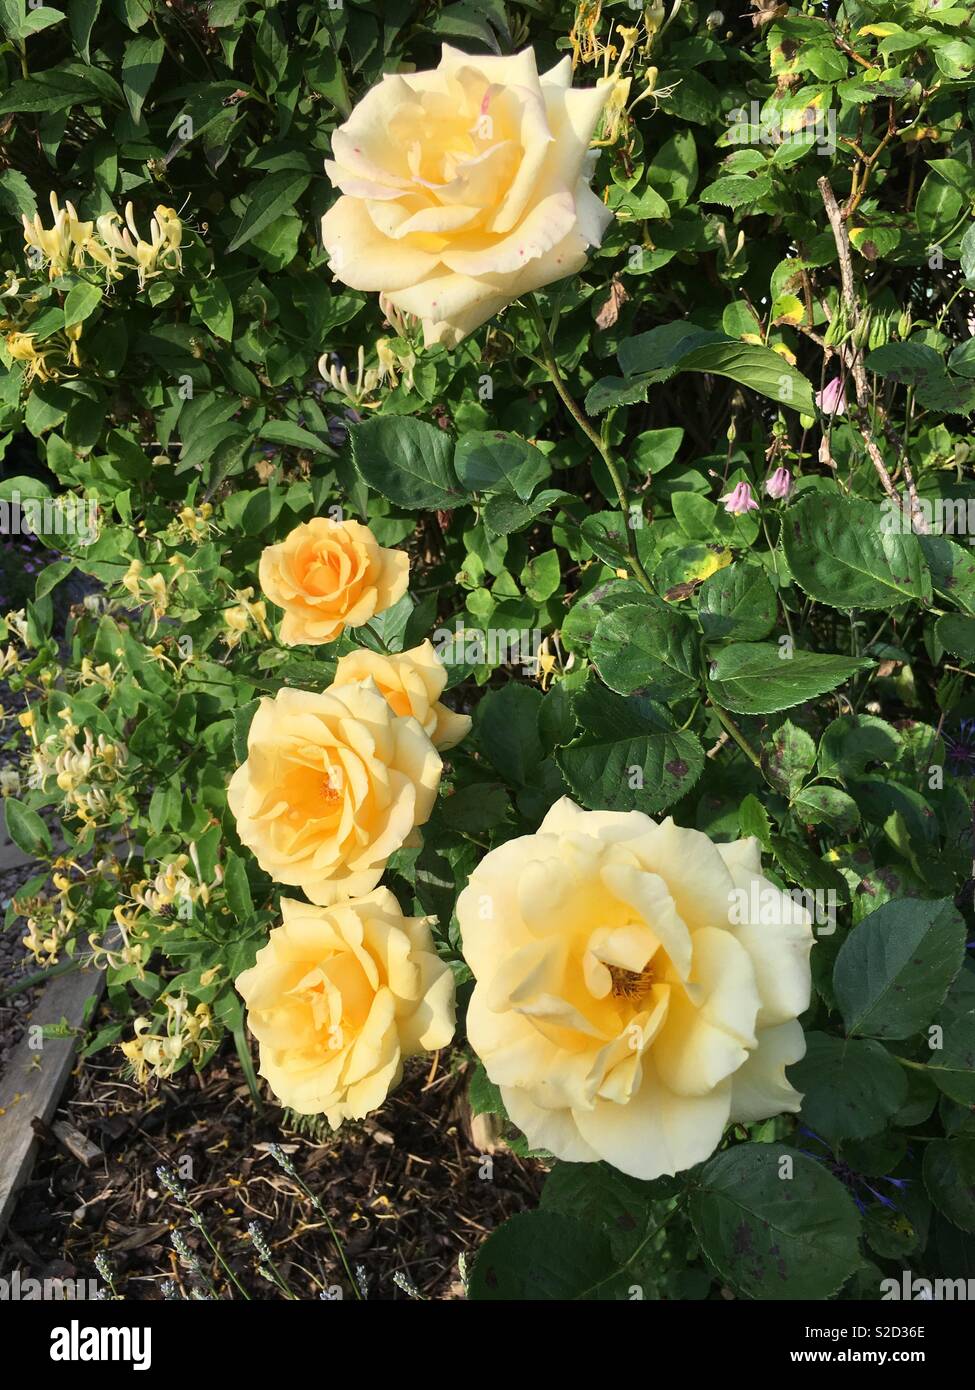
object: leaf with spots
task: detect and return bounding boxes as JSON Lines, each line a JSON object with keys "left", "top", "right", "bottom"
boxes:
{"left": 689, "top": 1143, "right": 862, "bottom": 1300}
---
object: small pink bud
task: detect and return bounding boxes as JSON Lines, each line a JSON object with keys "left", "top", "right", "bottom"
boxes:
{"left": 815, "top": 376, "right": 847, "bottom": 416}
{"left": 764, "top": 466, "right": 794, "bottom": 500}
{"left": 720, "top": 481, "right": 760, "bottom": 515}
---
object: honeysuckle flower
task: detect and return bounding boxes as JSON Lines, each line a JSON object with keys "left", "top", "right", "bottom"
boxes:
{"left": 96, "top": 203, "right": 183, "bottom": 286}
{"left": 235, "top": 891, "right": 455, "bottom": 1121}
{"left": 21, "top": 192, "right": 93, "bottom": 277}
{"left": 720, "top": 480, "right": 760, "bottom": 514}
{"left": 321, "top": 45, "right": 614, "bottom": 347}
{"left": 318, "top": 345, "right": 384, "bottom": 407}
{"left": 816, "top": 375, "right": 847, "bottom": 416}
{"left": 458, "top": 799, "right": 814, "bottom": 1180}
{"left": 764, "top": 466, "right": 794, "bottom": 500}
{"left": 5, "top": 331, "right": 58, "bottom": 383}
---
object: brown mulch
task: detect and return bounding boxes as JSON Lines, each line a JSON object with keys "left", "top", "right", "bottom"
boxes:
{"left": 2, "top": 1046, "right": 545, "bottom": 1300}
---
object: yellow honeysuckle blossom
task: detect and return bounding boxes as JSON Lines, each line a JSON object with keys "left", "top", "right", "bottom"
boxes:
{"left": 96, "top": 203, "right": 183, "bottom": 287}
{"left": 223, "top": 586, "right": 272, "bottom": 649}
{"left": 21, "top": 192, "right": 94, "bottom": 278}
{"left": 5, "top": 331, "right": 58, "bottom": 384}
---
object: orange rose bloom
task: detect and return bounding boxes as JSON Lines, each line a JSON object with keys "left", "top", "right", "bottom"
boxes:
{"left": 259, "top": 517, "right": 409, "bottom": 646}
{"left": 332, "top": 640, "right": 471, "bottom": 751}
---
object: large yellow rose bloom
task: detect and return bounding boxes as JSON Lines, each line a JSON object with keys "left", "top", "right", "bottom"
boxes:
{"left": 236, "top": 891, "right": 455, "bottom": 1121}
{"left": 458, "top": 798, "right": 814, "bottom": 1180}
{"left": 259, "top": 517, "right": 409, "bottom": 646}
{"left": 321, "top": 45, "right": 614, "bottom": 346}
{"left": 332, "top": 640, "right": 471, "bottom": 751}
{"left": 228, "top": 682, "right": 442, "bottom": 906}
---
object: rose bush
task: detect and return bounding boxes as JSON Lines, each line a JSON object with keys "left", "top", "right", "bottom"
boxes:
{"left": 1, "top": 0, "right": 973, "bottom": 1303}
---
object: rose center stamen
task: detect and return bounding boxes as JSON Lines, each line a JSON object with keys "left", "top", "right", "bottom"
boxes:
{"left": 608, "top": 963, "right": 654, "bottom": 1001}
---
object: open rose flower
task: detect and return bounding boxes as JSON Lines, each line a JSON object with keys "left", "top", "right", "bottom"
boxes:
{"left": 321, "top": 45, "right": 614, "bottom": 346}
{"left": 458, "top": 799, "right": 813, "bottom": 1180}
{"left": 236, "top": 891, "right": 455, "bottom": 1121}
{"left": 332, "top": 640, "right": 471, "bottom": 751}
{"left": 228, "top": 683, "right": 441, "bottom": 906}
{"left": 259, "top": 517, "right": 409, "bottom": 646}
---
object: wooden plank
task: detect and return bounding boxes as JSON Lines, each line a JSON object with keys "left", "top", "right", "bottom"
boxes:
{"left": 0, "top": 960, "right": 105, "bottom": 1237}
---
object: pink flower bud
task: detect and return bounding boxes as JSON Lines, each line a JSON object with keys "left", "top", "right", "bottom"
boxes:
{"left": 815, "top": 376, "right": 847, "bottom": 416}
{"left": 720, "top": 481, "right": 760, "bottom": 514}
{"left": 764, "top": 466, "right": 794, "bottom": 500}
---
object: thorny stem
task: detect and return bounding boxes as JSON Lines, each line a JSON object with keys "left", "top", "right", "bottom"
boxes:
{"left": 526, "top": 295, "right": 656, "bottom": 595}
{"left": 817, "top": 177, "right": 928, "bottom": 535}
{"left": 710, "top": 702, "right": 763, "bottom": 771}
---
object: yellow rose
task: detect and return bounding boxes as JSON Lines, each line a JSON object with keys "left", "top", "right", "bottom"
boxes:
{"left": 458, "top": 798, "right": 814, "bottom": 1180}
{"left": 228, "top": 682, "right": 442, "bottom": 905}
{"left": 332, "top": 640, "right": 471, "bottom": 751}
{"left": 321, "top": 45, "right": 613, "bottom": 346}
{"left": 236, "top": 890, "right": 455, "bottom": 1121}
{"left": 259, "top": 517, "right": 409, "bottom": 646}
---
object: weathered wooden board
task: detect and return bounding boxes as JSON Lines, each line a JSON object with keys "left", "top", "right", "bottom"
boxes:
{"left": 0, "top": 961, "right": 105, "bottom": 1236}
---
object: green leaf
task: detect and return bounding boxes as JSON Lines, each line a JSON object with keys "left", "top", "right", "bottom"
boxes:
{"left": 259, "top": 419, "right": 331, "bottom": 454}
{"left": 541, "top": 1162, "right": 681, "bottom": 1256}
{"left": 706, "top": 643, "right": 873, "bottom": 715}
{"left": 781, "top": 493, "right": 931, "bottom": 610}
{"left": 482, "top": 488, "right": 568, "bottom": 535}
{"left": 591, "top": 605, "right": 700, "bottom": 699}
{"left": 689, "top": 1142, "right": 861, "bottom": 1300}
{"left": 121, "top": 35, "right": 163, "bottom": 122}
{"left": 468, "top": 1211, "right": 618, "bottom": 1300}
{"left": 473, "top": 683, "right": 543, "bottom": 786}
{"left": 699, "top": 173, "right": 773, "bottom": 208}
{"left": 793, "top": 785, "right": 860, "bottom": 834}
{"left": 619, "top": 325, "right": 815, "bottom": 415}
{"left": 923, "top": 1138, "right": 975, "bottom": 1233}
{"left": 834, "top": 898, "right": 966, "bottom": 1040}
{"left": 68, "top": 0, "right": 100, "bottom": 61}
{"left": 351, "top": 416, "right": 462, "bottom": 510}
{"left": 925, "top": 968, "right": 975, "bottom": 1104}
{"left": 232, "top": 699, "right": 260, "bottom": 765}
{"left": 0, "top": 474, "right": 52, "bottom": 506}
{"left": 917, "top": 533, "right": 973, "bottom": 617}
{"left": 761, "top": 719, "right": 816, "bottom": 797}
{"left": 34, "top": 558, "right": 74, "bottom": 598}
{"left": 13, "top": 6, "right": 65, "bottom": 40}
{"left": 190, "top": 278, "right": 234, "bottom": 341}
{"left": 698, "top": 560, "right": 777, "bottom": 641}
{"left": 936, "top": 613, "right": 975, "bottom": 660}
{"left": 63, "top": 280, "right": 102, "bottom": 329}
{"left": 3, "top": 797, "right": 53, "bottom": 858}
{"left": 817, "top": 714, "right": 902, "bottom": 780}
{"left": 791, "top": 1033, "right": 908, "bottom": 1145}
{"left": 454, "top": 430, "right": 551, "bottom": 501}
{"left": 228, "top": 170, "right": 311, "bottom": 253}
{"left": 583, "top": 375, "right": 651, "bottom": 416}
{"left": 0, "top": 168, "right": 37, "bottom": 219}
{"left": 557, "top": 688, "right": 704, "bottom": 814}
{"left": 738, "top": 793, "right": 772, "bottom": 848}
{"left": 866, "top": 341, "right": 975, "bottom": 414}
{"left": 224, "top": 852, "right": 254, "bottom": 921}
{"left": 468, "top": 1061, "right": 504, "bottom": 1118}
